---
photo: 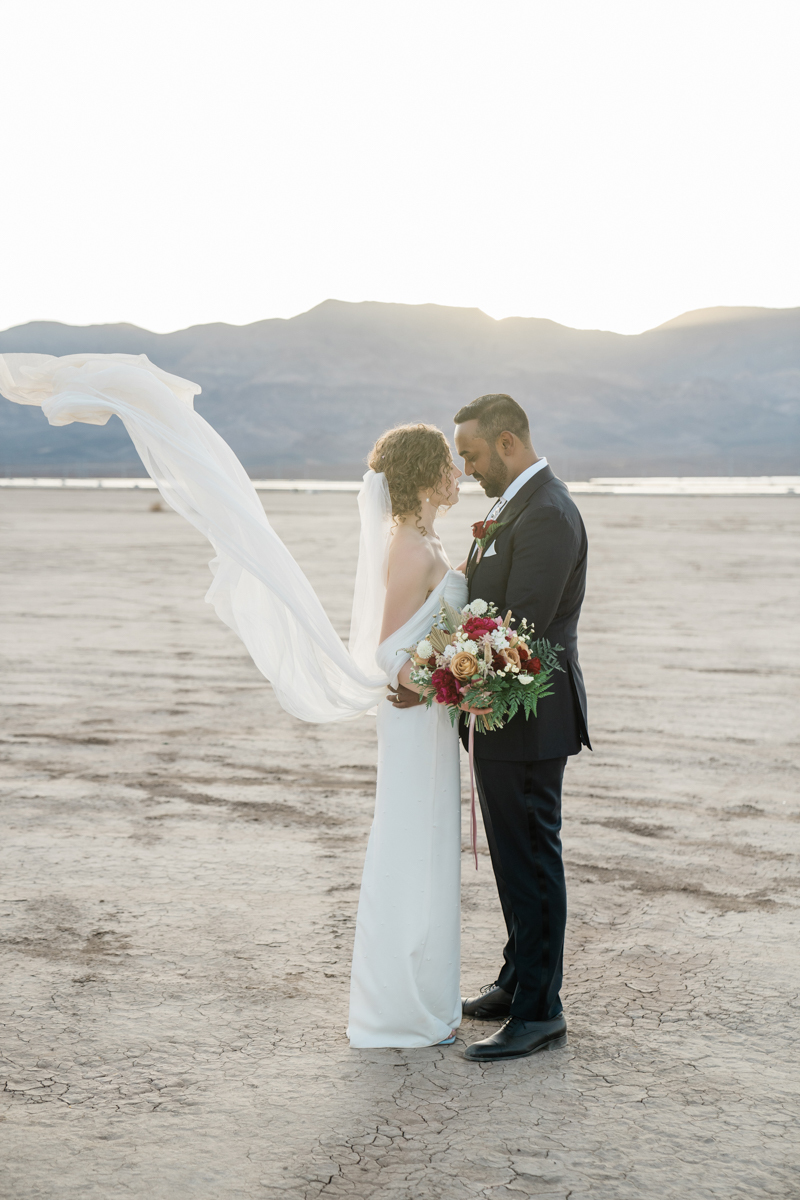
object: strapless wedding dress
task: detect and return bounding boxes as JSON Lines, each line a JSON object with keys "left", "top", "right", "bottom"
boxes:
{"left": 0, "top": 353, "right": 468, "bottom": 1049}
{"left": 348, "top": 568, "right": 468, "bottom": 1048}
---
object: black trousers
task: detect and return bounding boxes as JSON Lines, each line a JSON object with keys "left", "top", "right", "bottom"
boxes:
{"left": 474, "top": 756, "right": 567, "bottom": 1021}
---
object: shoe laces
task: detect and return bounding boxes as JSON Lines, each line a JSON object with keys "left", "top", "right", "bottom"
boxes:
{"left": 499, "top": 1016, "right": 525, "bottom": 1034}
{"left": 479, "top": 980, "right": 501, "bottom": 995}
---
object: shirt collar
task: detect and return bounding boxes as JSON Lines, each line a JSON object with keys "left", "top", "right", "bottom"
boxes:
{"left": 500, "top": 457, "right": 548, "bottom": 505}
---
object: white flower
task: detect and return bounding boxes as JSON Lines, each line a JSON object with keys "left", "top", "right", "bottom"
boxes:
{"left": 442, "top": 644, "right": 456, "bottom": 661}
{"left": 416, "top": 638, "right": 433, "bottom": 659}
{"left": 490, "top": 629, "right": 510, "bottom": 651}
{"left": 468, "top": 598, "right": 488, "bottom": 616}
{"left": 460, "top": 638, "right": 478, "bottom": 654}
{"left": 518, "top": 673, "right": 533, "bottom": 685}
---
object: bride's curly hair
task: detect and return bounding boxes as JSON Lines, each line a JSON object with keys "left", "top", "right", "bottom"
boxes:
{"left": 368, "top": 423, "right": 453, "bottom": 525}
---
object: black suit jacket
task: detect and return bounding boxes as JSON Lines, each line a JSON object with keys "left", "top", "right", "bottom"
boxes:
{"left": 462, "top": 465, "right": 591, "bottom": 762}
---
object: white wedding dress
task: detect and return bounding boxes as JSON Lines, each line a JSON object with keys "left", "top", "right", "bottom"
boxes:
{"left": 348, "top": 568, "right": 467, "bottom": 1048}
{"left": 0, "top": 351, "right": 466, "bottom": 1049}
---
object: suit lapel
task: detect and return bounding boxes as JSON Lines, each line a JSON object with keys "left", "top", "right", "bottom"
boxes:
{"left": 466, "top": 465, "right": 555, "bottom": 583}
{"left": 487, "top": 464, "right": 555, "bottom": 533}
{"left": 465, "top": 506, "right": 493, "bottom": 578}
{"left": 465, "top": 536, "right": 482, "bottom": 574}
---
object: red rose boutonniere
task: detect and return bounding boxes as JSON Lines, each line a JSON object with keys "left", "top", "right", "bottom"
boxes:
{"left": 471, "top": 518, "right": 507, "bottom": 564}
{"left": 472, "top": 519, "right": 500, "bottom": 550}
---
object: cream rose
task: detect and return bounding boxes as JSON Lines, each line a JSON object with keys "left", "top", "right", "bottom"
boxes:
{"left": 501, "top": 646, "right": 521, "bottom": 669}
{"left": 451, "top": 651, "right": 479, "bottom": 681}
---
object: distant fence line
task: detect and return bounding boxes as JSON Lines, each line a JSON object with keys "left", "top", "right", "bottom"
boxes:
{"left": 0, "top": 477, "right": 798, "bottom": 495}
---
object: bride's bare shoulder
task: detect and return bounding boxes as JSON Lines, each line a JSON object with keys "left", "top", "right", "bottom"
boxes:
{"left": 387, "top": 523, "right": 433, "bottom": 578}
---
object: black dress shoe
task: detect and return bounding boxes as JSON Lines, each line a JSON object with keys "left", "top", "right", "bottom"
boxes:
{"left": 463, "top": 1014, "right": 567, "bottom": 1061}
{"left": 461, "top": 982, "right": 513, "bottom": 1020}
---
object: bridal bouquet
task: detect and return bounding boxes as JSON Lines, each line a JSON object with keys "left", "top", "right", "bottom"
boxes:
{"left": 406, "top": 598, "right": 563, "bottom": 733}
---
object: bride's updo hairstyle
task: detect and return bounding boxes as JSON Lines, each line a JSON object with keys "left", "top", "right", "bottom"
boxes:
{"left": 368, "top": 423, "right": 453, "bottom": 525}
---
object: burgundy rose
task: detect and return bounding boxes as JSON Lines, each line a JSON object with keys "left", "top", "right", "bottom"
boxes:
{"left": 472, "top": 519, "right": 497, "bottom": 540}
{"left": 530, "top": 657, "right": 542, "bottom": 674}
{"left": 517, "top": 643, "right": 530, "bottom": 660}
{"left": 431, "top": 668, "right": 462, "bottom": 707}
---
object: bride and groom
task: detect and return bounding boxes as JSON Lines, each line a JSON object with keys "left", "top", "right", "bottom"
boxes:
{"left": 0, "top": 355, "right": 589, "bottom": 1061}
{"left": 349, "top": 392, "right": 590, "bottom": 1060}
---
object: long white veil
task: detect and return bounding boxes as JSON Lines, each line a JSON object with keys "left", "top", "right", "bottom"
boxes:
{"left": 348, "top": 469, "right": 393, "bottom": 676}
{"left": 0, "top": 351, "right": 394, "bottom": 723}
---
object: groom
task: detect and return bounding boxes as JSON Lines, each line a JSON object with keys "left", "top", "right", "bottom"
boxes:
{"left": 391, "top": 393, "right": 590, "bottom": 1061}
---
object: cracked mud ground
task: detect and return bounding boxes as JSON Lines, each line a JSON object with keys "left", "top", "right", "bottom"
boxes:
{"left": 1, "top": 489, "right": 798, "bottom": 1200}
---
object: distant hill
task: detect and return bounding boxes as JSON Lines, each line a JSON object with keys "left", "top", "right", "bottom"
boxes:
{"left": 1, "top": 300, "right": 798, "bottom": 477}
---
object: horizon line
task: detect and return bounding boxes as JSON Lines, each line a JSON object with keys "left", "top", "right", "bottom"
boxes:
{"left": 1, "top": 476, "right": 798, "bottom": 497}
{"left": 2, "top": 298, "right": 799, "bottom": 341}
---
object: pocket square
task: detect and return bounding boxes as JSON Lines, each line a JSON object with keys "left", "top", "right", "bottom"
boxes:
{"left": 483, "top": 542, "right": 497, "bottom": 557}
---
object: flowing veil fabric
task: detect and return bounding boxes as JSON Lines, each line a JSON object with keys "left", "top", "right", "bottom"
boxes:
{"left": 348, "top": 469, "right": 393, "bottom": 677}
{"left": 0, "top": 352, "right": 393, "bottom": 722}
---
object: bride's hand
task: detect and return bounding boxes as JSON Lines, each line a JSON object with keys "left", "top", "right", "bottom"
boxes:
{"left": 459, "top": 701, "right": 493, "bottom": 716}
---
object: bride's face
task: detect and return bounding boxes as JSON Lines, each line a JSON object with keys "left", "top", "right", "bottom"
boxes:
{"left": 425, "top": 461, "right": 462, "bottom": 510}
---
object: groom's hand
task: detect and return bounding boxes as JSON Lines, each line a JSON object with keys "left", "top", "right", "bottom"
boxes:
{"left": 387, "top": 683, "right": 422, "bottom": 709}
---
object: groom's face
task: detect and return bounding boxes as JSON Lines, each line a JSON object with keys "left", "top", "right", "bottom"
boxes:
{"left": 454, "top": 421, "right": 509, "bottom": 498}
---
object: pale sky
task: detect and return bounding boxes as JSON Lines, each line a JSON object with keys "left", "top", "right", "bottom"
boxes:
{"left": 2, "top": 0, "right": 798, "bottom": 335}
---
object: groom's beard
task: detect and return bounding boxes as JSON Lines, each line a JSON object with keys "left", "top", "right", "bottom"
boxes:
{"left": 475, "top": 449, "right": 511, "bottom": 498}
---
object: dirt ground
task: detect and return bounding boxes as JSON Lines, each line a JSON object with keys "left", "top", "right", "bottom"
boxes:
{"left": 1, "top": 488, "right": 798, "bottom": 1200}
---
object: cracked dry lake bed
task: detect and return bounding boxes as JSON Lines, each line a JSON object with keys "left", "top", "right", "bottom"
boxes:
{"left": 1, "top": 488, "right": 798, "bottom": 1200}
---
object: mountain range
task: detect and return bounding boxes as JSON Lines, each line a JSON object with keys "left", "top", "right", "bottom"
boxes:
{"left": 1, "top": 300, "right": 798, "bottom": 477}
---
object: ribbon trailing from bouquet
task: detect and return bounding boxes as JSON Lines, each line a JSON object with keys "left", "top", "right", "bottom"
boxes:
{"left": 468, "top": 712, "right": 479, "bottom": 871}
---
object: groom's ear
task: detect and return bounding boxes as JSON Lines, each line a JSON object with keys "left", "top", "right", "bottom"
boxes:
{"left": 495, "top": 430, "right": 517, "bottom": 458}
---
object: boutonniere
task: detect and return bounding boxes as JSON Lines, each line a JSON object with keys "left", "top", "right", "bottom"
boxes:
{"left": 471, "top": 518, "right": 509, "bottom": 564}
{"left": 472, "top": 518, "right": 504, "bottom": 550}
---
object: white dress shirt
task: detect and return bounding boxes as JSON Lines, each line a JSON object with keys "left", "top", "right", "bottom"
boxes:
{"left": 484, "top": 457, "right": 548, "bottom": 523}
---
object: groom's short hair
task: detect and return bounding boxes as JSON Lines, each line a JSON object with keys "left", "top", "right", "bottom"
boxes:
{"left": 454, "top": 394, "right": 532, "bottom": 447}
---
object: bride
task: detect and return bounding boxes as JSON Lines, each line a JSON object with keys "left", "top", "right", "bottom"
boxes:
{"left": 349, "top": 424, "right": 466, "bottom": 1048}
{"left": 0, "top": 352, "right": 470, "bottom": 1049}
